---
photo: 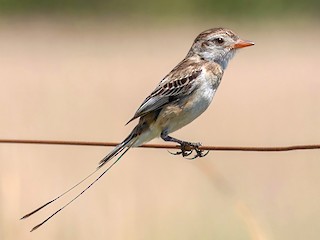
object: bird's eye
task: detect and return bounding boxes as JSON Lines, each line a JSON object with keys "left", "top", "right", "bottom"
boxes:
{"left": 213, "top": 37, "right": 224, "bottom": 45}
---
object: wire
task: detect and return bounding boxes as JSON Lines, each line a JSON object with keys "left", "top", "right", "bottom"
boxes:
{"left": 1, "top": 139, "right": 320, "bottom": 152}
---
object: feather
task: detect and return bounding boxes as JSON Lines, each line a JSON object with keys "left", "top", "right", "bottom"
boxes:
{"left": 126, "top": 58, "right": 203, "bottom": 125}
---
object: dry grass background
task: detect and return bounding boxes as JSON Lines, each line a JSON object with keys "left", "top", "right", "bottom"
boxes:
{"left": 0, "top": 18, "right": 320, "bottom": 240}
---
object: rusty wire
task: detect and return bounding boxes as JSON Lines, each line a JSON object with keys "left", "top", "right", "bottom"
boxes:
{"left": 1, "top": 139, "right": 320, "bottom": 152}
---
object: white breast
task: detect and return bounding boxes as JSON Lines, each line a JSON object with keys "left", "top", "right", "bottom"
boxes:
{"left": 164, "top": 71, "right": 217, "bottom": 134}
{"left": 187, "top": 75, "right": 216, "bottom": 118}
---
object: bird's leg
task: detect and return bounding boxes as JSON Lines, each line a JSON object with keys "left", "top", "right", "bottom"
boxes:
{"left": 160, "top": 132, "right": 209, "bottom": 159}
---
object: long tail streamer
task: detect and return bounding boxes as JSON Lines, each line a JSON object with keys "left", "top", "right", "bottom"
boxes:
{"left": 21, "top": 144, "right": 133, "bottom": 232}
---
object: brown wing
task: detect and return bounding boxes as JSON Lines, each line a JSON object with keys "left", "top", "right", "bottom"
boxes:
{"left": 126, "top": 59, "right": 203, "bottom": 124}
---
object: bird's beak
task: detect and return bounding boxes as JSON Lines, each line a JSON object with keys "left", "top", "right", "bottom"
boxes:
{"left": 233, "top": 39, "right": 254, "bottom": 49}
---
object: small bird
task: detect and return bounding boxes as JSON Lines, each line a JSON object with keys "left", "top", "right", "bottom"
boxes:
{"left": 98, "top": 27, "right": 254, "bottom": 166}
{"left": 21, "top": 28, "right": 254, "bottom": 231}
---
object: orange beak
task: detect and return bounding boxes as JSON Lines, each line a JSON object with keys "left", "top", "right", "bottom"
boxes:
{"left": 234, "top": 39, "right": 254, "bottom": 49}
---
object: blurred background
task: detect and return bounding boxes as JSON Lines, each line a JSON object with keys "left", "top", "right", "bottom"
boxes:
{"left": 0, "top": 1, "right": 320, "bottom": 240}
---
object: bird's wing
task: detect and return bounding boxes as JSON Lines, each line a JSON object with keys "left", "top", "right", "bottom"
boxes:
{"left": 126, "top": 58, "right": 203, "bottom": 124}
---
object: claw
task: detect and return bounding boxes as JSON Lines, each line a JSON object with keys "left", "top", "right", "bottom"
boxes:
{"left": 185, "top": 154, "right": 198, "bottom": 160}
{"left": 167, "top": 145, "right": 193, "bottom": 157}
{"left": 167, "top": 142, "right": 209, "bottom": 159}
{"left": 182, "top": 150, "right": 193, "bottom": 157}
{"left": 168, "top": 149, "right": 193, "bottom": 157}
{"left": 201, "top": 150, "right": 210, "bottom": 157}
{"left": 167, "top": 141, "right": 210, "bottom": 159}
{"left": 185, "top": 149, "right": 209, "bottom": 160}
{"left": 168, "top": 150, "right": 180, "bottom": 155}
{"left": 186, "top": 145, "right": 210, "bottom": 159}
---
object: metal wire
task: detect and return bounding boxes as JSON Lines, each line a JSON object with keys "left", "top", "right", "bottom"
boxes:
{"left": 1, "top": 139, "right": 320, "bottom": 152}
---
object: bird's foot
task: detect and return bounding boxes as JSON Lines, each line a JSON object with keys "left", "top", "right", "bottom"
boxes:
{"left": 169, "top": 142, "right": 209, "bottom": 159}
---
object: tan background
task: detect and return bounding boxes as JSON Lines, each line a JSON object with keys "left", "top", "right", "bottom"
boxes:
{"left": 0, "top": 19, "right": 320, "bottom": 239}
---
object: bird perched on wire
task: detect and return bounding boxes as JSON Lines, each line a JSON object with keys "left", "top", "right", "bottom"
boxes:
{"left": 98, "top": 27, "right": 254, "bottom": 167}
{"left": 21, "top": 27, "right": 254, "bottom": 231}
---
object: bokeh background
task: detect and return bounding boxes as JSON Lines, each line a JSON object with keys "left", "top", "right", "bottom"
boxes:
{"left": 0, "top": 1, "right": 320, "bottom": 240}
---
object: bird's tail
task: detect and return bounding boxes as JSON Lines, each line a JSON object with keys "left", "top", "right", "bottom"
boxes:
{"left": 98, "top": 133, "right": 137, "bottom": 169}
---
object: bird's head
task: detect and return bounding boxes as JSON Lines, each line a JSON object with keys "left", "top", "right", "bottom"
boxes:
{"left": 188, "top": 28, "right": 254, "bottom": 69}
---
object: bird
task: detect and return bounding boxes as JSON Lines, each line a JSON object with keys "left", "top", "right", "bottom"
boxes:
{"left": 98, "top": 27, "right": 254, "bottom": 167}
{"left": 21, "top": 28, "right": 254, "bottom": 231}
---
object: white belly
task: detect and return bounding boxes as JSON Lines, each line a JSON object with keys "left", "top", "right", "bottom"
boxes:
{"left": 133, "top": 68, "right": 221, "bottom": 146}
{"left": 163, "top": 80, "right": 216, "bottom": 134}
